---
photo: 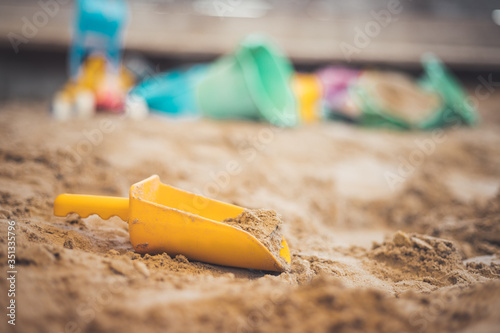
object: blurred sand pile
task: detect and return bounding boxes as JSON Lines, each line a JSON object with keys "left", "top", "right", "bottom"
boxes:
{"left": 0, "top": 95, "right": 499, "bottom": 332}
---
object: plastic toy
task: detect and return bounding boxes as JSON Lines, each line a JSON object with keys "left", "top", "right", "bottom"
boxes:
{"left": 196, "top": 35, "right": 298, "bottom": 127}
{"left": 54, "top": 175, "right": 291, "bottom": 272}
{"left": 52, "top": 0, "right": 132, "bottom": 120}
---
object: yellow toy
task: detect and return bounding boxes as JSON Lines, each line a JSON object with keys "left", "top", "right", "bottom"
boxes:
{"left": 52, "top": 56, "right": 135, "bottom": 120}
{"left": 292, "top": 73, "right": 323, "bottom": 124}
{"left": 54, "top": 175, "right": 291, "bottom": 272}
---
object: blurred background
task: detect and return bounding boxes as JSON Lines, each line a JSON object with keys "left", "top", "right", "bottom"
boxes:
{"left": 1, "top": 0, "right": 499, "bottom": 102}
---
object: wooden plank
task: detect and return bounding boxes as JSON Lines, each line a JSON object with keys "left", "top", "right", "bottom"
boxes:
{"left": 1, "top": 1, "right": 499, "bottom": 68}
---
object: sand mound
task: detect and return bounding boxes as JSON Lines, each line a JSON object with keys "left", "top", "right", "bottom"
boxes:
{"left": 1, "top": 101, "right": 500, "bottom": 332}
{"left": 223, "top": 209, "right": 287, "bottom": 268}
{"left": 369, "top": 231, "right": 478, "bottom": 286}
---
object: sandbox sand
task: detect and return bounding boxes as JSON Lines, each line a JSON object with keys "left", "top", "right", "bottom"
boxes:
{"left": 223, "top": 209, "right": 287, "bottom": 268}
{"left": 0, "top": 93, "right": 499, "bottom": 333}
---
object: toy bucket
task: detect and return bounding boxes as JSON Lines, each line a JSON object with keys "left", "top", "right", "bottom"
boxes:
{"left": 196, "top": 35, "right": 298, "bottom": 127}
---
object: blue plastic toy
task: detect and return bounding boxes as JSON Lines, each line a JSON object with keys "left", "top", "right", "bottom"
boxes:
{"left": 128, "top": 65, "right": 209, "bottom": 117}
{"left": 69, "top": 0, "right": 128, "bottom": 78}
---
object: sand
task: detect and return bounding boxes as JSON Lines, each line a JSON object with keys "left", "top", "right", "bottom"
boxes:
{"left": 0, "top": 93, "right": 499, "bottom": 332}
{"left": 223, "top": 209, "right": 287, "bottom": 268}
{"left": 356, "top": 71, "right": 441, "bottom": 124}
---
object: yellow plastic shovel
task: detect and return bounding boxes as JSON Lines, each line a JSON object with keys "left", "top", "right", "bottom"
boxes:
{"left": 54, "top": 175, "right": 291, "bottom": 272}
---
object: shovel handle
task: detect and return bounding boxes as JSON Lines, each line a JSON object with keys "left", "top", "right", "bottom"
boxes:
{"left": 54, "top": 194, "right": 129, "bottom": 221}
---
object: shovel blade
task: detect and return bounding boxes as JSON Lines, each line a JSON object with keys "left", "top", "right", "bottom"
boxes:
{"left": 128, "top": 175, "right": 290, "bottom": 272}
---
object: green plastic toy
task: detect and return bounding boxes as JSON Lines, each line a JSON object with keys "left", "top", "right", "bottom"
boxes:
{"left": 349, "top": 54, "right": 478, "bottom": 130}
{"left": 197, "top": 34, "right": 298, "bottom": 127}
